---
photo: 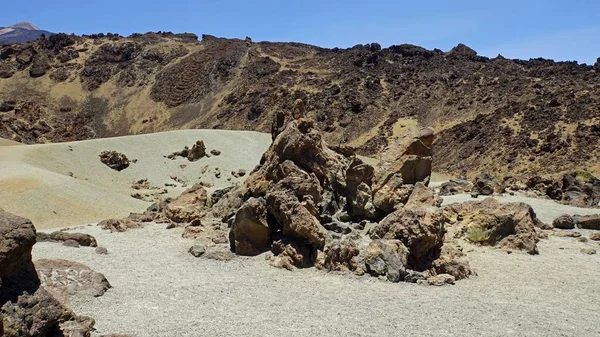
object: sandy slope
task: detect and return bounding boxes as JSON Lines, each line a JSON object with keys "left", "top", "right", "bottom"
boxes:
{"left": 0, "top": 130, "right": 271, "bottom": 228}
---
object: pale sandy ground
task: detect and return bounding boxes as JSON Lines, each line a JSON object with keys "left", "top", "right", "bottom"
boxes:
{"left": 0, "top": 131, "right": 271, "bottom": 228}
{"left": 33, "top": 193, "right": 600, "bottom": 337}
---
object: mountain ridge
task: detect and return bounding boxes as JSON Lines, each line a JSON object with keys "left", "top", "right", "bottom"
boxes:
{"left": 1, "top": 32, "right": 599, "bottom": 179}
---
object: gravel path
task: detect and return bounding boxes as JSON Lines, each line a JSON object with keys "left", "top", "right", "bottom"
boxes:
{"left": 33, "top": 218, "right": 600, "bottom": 337}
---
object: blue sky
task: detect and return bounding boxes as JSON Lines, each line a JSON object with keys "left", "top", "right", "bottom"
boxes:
{"left": 2, "top": 0, "right": 599, "bottom": 64}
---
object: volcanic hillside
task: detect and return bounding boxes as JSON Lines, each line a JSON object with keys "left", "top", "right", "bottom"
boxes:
{"left": 1, "top": 32, "right": 600, "bottom": 178}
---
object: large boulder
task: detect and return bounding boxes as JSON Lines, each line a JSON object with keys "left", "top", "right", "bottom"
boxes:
{"left": 443, "top": 198, "right": 540, "bottom": 254}
{"left": 165, "top": 184, "right": 208, "bottom": 223}
{"left": 344, "top": 158, "right": 377, "bottom": 220}
{"left": 232, "top": 197, "right": 271, "bottom": 255}
{"left": 573, "top": 214, "right": 600, "bottom": 230}
{"left": 552, "top": 214, "right": 575, "bottom": 229}
{"left": 472, "top": 172, "right": 504, "bottom": 196}
{"left": 405, "top": 182, "right": 442, "bottom": 209}
{"left": 369, "top": 207, "right": 446, "bottom": 270}
{"left": 363, "top": 239, "right": 409, "bottom": 282}
{"left": 0, "top": 209, "right": 95, "bottom": 336}
{"left": 99, "top": 150, "right": 130, "bottom": 171}
{"left": 429, "top": 243, "right": 474, "bottom": 280}
{"left": 265, "top": 189, "right": 326, "bottom": 250}
{"left": 35, "top": 259, "right": 111, "bottom": 302}
{"left": 0, "top": 209, "right": 38, "bottom": 302}
{"left": 372, "top": 127, "right": 434, "bottom": 212}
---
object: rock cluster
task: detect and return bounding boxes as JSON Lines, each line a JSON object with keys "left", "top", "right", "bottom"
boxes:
{"left": 99, "top": 150, "right": 131, "bottom": 171}
{"left": 208, "top": 115, "right": 483, "bottom": 283}
{"left": 167, "top": 140, "right": 207, "bottom": 161}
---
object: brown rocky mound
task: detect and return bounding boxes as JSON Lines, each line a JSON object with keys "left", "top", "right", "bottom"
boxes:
{"left": 204, "top": 112, "right": 475, "bottom": 283}
{"left": 443, "top": 198, "right": 541, "bottom": 254}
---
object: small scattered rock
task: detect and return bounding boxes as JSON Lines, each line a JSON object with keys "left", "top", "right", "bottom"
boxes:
{"left": 555, "top": 231, "right": 582, "bottom": 238}
{"left": 204, "top": 249, "right": 235, "bottom": 261}
{"left": 95, "top": 247, "right": 109, "bottom": 255}
{"left": 231, "top": 169, "right": 247, "bottom": 178}
{"left": 188, "top": 245, "right": 206, "bottom": 257}
{"left": 580, "top": 248, "right": 597, "bottom": 255}
{"left": 426, "top": 274, "right": 456, "bottom": 286}
{"left": 553, "top": 214, "right": 575, "bottom": 229}
{"left": 589, "top": 232, "right": 600, "bottom": 241}
{"left": 62, "top": 240, "right": 80, "bottom": 248}
{"left": 577, "top": 237, "right": 588, "bottom": 243}
{"left": 210, "top": 149, "right": 221, "bottom": 156}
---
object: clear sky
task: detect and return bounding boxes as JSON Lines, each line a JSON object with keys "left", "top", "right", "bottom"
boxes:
{"left": 2, "top": 0, "right": 599, "bottom": 64}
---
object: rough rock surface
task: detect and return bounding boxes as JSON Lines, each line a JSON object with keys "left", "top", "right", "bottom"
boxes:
{"left": 98, "top": 218, "right": 143, "bottom": 233}
{"left": 164, "top": 184, "right": 209, "bottom": 223}
{"left": 443, "top": 198, "right": 540, "bottom": 254}
{"left": 552, "top": 214, "right": 575, "bottom": 229}
{"left": 573, "top": 214, "right": 600, "bottom": 230}
{"left": 372, "top": 128, "right": 434, "bottom": 213}
{"left": 363, "top": 239, "right": 409, "bottom": 282}
{"left": 167, "top": 140, "right": 207, "bottom": 162}
{"left": 37, "top": 231, "right": 98, "bottom": 247}
{"left": 0, "top": 209, "right": 95, "bottom": 336}
{"left": 35, "top": 259, "right": 111, "bottom": 301}
{"left": 369, "top": 207, "right": 446, "bottom": 270}
{"left": 99, "top": 150, "right": 130, "bottom": 171}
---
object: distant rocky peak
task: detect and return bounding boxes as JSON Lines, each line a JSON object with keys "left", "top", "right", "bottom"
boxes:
{"left": 11, "top": 21, "right": 41, "bottom": 30}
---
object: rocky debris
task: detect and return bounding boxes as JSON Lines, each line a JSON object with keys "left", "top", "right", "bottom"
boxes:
{"left": 553, "top": 214, "right": 575, "bottom": 229}
{"left": 369, "top": 207, "right": 446, "bottom": 270}
{"left": 37, "top": 231, "right": 97, "bottom": 247}
{"left": 167, "top": 140, "right": 206, "bottom": 162}
{"left": 164, "top": 184, "right": 209, "bottom": 223}
{"left": 589, "top": 232, "right": 600, "bottom": 241}
{"left": 231, "top": 169, "right": 247, "bottom": 178}
{"left": 35, "top": 259, "right": 111, "bottom": 301}
{"left": 95, "top": 247, "right": 109, "bottom": 255}
{"left": 439, "top": 179, "right": 473, "bottom": 196}
{"left": 426, "top": 274, "right": 456, "bottom": 286}
{"left": 1, "top": 288, "right": 95, "bottom": 337}
{"left": 317, "top": 241, "right": 359, "bottom": 272}
{"left": 554, "top": 231, "right": 582, "bottom": 238}
{"left": 188, "top": 245, "right": 206, "bottom": 257}
{"left": 472, "top": 173, "right": 504, "bottom": 196}
{"left": 443, "top": 198, "right": 540, "bottom": 254}
{"left": 580, "top": 248, "right": 597, "bottom": 255}
{"left": 0, "top": 209, "right": 95, "bottom": 336}
{"left": 98, "top": 218, "right": 143, "bottom": 233}
{"left": 521, "top": 172, "right": 600, "bottom": 208}
{"left": 429, "top": 243, "right": 475, "bottom": 280}
{"left": 362, "top": 239, "right": 409, "bottom": 282}
{"left": 270, "top": 237, "right": 318, "bottom": 270}
{"left": 210, "top": 149, "right": 221, "bottom": 156}
{"left": 99, "top": 150, "right": 130, "bottom": 171}
{"left": 578, "top": 237, "right": 588, "bottom": 243}
{"left": 573, "top": 214, "right": 600, "bottom": 230}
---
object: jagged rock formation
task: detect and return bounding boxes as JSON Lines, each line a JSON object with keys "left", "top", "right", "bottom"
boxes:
{"left": 0, "top": 209, "right": 96, "bottom": 336}
{"left": 2, "top": 33, "right": 600, "bottom": 177}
